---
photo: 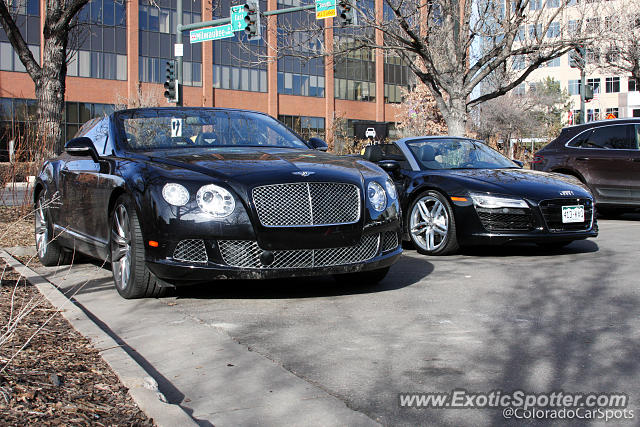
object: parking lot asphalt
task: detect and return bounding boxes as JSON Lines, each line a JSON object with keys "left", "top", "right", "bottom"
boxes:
{"left": 21, "top": 214, "right": 640, "bottom": 426}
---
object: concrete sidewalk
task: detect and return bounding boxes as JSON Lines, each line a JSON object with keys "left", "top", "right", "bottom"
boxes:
{"left": 3, "top": 246, "right": 378, "bottom": 427}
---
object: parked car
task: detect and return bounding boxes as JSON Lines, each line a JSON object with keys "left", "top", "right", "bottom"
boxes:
{"left": 362, "top": 137, "right": 598, "bottom": 255}
{"left": 34, "top": 108, "right": 402, "bottom": 298}
{"left": 365, "top": 128, "right": 376, "bottom": 138}
{"left": 531, "top": 118, "right": 640, "bottom": 213}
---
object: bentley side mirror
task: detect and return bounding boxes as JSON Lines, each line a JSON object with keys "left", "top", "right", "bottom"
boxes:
{"left": 512, "top": 159, "right": 524, "bottom": 168}
{"left": 378, "top": 160, "right": 401, "bottom": 176}
{"left": 65, "top": 137, "right": 99, "bottom": 162}
{"left": 308, "top": 137, "right": 328, "bottom": 152}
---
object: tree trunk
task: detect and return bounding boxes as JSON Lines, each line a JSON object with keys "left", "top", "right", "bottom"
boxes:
{"left": 442, "top": 96, "right": 467, "bottom": 137}
{"left": 35, "top": 33, "right": 68, "bottom": 158}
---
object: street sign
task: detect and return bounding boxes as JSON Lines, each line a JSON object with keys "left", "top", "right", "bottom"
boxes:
{"left": 174, "top": 43, "right": 183, "bottom": 57}
{"left": 315, "top": 0, "right": 336, "bottom": 19}
{"left": 230, "top": 5, "right": 247, "bottom": 31}
{"left": 189, "top": 24, "right": 234, "bottom": 43}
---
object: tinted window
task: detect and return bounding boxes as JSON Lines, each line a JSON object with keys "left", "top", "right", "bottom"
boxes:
{"left": 378, "top": 144, "right": 410, "bottom": 169}
{"left": 116, "top": 109, "right": 309, "bottom": 150}
{"left": 571, "top": 125, "right": 632, "bottom": 149}
{"left": 406, "top": 139, "right": 516, "bottom": 170}
{"left": 634, "top": 125, "right": 640, "bottom": 149}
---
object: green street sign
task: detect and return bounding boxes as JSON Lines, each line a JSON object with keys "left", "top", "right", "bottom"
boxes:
{"left": 230, "top": 5, "right": 247, "bottom": 32}
{"left": 315, "top": 0, "right": 336, "bottom": 19}
{"left": 189, "top": 24, "right": 234, "bottom": 43}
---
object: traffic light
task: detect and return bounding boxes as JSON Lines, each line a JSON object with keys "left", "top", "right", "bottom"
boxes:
{"left": 338, "top": 0, "right": 357, "bottom": 26}
{"left": 568, "top": 46, "right": 586, "bottom": 69}
{"left": 164, "top": 61, "right": 178, "bottom": 103}
{"left": 244, "top": 0, "right": 261, "bottom": 41}
{"left": 585, "top": 84, "right": 594, "bottom": 101}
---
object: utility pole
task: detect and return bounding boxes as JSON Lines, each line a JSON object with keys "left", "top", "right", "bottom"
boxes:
{"left": 176, "top": 0, "right": 183, "bottom": 106}
{"left": 580, "top": 66, "right": 586, "bottom": 124}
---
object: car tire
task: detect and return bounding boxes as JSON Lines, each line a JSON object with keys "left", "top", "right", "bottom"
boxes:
{"left": 333, "top": 266, "right": 390, "bottom": 284}
{"left": 408, "top": 190, "right": 459, "bottom": 255}
{"left": 110, "top": 195, "right": 168, "bottom": 299}
{"left": 34, "top": 193, "right": 72, "bottom": 266}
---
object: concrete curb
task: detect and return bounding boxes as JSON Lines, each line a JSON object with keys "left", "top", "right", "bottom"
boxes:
{"left": 0, "top": 250, "right": 198, "bottom": 427}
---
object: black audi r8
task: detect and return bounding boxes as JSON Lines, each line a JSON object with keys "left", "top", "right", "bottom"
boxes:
{"left": 34, "top": 108, "right": 402, "bottom": 298}
{"left": 362, "top": 137, "right": 598, "bottom": 255}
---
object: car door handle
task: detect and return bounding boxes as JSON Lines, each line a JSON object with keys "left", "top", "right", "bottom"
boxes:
{"left": 576, "top": 157, "right": 590, "bottom": 161}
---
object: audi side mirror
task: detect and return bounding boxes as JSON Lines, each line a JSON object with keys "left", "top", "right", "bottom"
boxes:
{"left": 512, "top": 159, "right": 524, "bottom": 168}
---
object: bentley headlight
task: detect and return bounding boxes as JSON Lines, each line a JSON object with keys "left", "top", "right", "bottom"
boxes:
{"left": 469, "top": 193, "right": 528, "bottom": 209}
{"left": 385, "top": 179, "right": 397, "bottom": 200}
{"left": 197, "top": 184, "right": 235, "bottom": 217}
{"left": 162, "top": 183, "right": 189, "bottom": 206}
{"left": 368, "top": 181, "right": 387, "bottom": 211}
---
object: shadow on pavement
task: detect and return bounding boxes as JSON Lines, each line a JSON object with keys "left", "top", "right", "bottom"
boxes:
{"left": 458, "top": 239, "right": 599, "bottom": 257}
{"left": 175, "top": 256, "right": 434, "bottom": 300}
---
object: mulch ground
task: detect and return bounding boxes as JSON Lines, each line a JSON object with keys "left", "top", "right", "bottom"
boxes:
{"left": 0, "top": 206, "right": 154, "bottom": 426}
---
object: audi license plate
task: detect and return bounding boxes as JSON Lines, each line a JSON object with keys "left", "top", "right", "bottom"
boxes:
{"left": 561, "top": 205, "right": 584, "bottom": 223}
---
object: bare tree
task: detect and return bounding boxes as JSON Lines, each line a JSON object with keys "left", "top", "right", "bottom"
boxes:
{"left": 394, "top": 83, "right": 447, "bottom": 137}
{"left": 472, "top": 77, "right": 570, "bottom": 156}
{"left": 599, "top": 0, "right": 640, "bottom": 82}
{"left": 0, "top": 0, "right": 90, "bottom": 155}
{"left": 252, "top": 0, "right": 598, "bottom": 136}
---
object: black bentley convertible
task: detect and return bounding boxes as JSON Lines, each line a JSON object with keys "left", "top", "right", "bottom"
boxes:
{"left": 363, "top": 137, "right": 598, "bottom": 255}
{"left": 34, "top": 108, "right": 401, "bottom": 298}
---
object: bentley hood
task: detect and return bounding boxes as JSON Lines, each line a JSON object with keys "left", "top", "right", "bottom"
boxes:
{"left": 139, "top": 147, "right": 383, "bottom": 186}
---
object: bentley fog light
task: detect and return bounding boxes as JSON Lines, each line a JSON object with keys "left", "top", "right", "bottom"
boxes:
{"left": 162, "top": 183, "right": 189, "bottom": 206}
{"left": 469, "top": 193, "right": 528, "bottom": 209}
{"left": 385, "top": 179, "right": 397, "bottom": 200}
{"left": 197, "top": 184, "right": 235, "bottom": 217}
{"left": 368, "top": 181, "right": 387, "bottom": 211}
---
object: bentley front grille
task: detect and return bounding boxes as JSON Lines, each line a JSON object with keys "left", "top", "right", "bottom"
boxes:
{"left": 218, "top": 234, "right": 380, "bottom": 269}
{"left": 382, "top": 231, "right": 399, "bottom": 253}
{"left": 252, "top": 182, "right": 360, "bottom": 227}
{"left": 173, "top": 239, "right": 208, "bottom": 264}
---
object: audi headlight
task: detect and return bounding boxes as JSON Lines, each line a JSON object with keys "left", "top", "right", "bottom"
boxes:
{"left": 385, "top": 179, "right": 397, "bottom": 200}
{"left": 469, "top": 193, "right": 528, "bottom": 209}
{"left": 368, "top": 181, "right": 387, "bottom": 211}
{"left": 162, "top": 183, "right": 189, "bottom": 206}
{"left": 197, "top": 184, "right": 236, "bottom": 217}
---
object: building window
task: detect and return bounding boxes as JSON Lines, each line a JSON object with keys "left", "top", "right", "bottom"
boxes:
{"left": 529, "top": 0, "right": 542, "bottom": 10}
{"left": 568, "top": 80, "right": 581, "bottom": 96}
{"left": 333, "top": 25, "right": 376, "bottom": 102}
{"left": 66, "top": 0, "right": 127, "bottom": 81}
{"left": 512, "top": 55, "right": 526, "bottom": 70}
{"left": 587, "top": 78, "right": 600, "bottom": 94}
{"left": 547, "top": 22, "right": 560, "bottom": 38}
{"left": 278, "top": 115, "right": 325, "bottom": 140}
{"left": 545, "top": 57, "right": 561, "bottom": 67}
{"left": 215, "top": 65, "right": 267, "bottom": 93}
{"left": 138, "top": 0, "right": 202, "bottom": 86}
{"left": 605, "top": 108, "right": 619, "bottom": 118}
{"left": 528, "top": 24, "right": 542, "bottom": 39}
{"left": 629, "top": 78, "right": 638, "bottom": 92}
{"left": 513, "top": 83, "right": 526, "bottom": 96}
{"left": 384, "top": 53, "right": 413, "bottom": 104}
{"left": 605, "top": 76, "right": 620, "bottom": 93}
{"left": 587, "top": 109, "right": 600, "bottom": 122}
{"left": 0, "top": 0, "right": 40, "bottom": 73}
{"left": 276, "top": 8, "right": 324, "bottom": 97}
